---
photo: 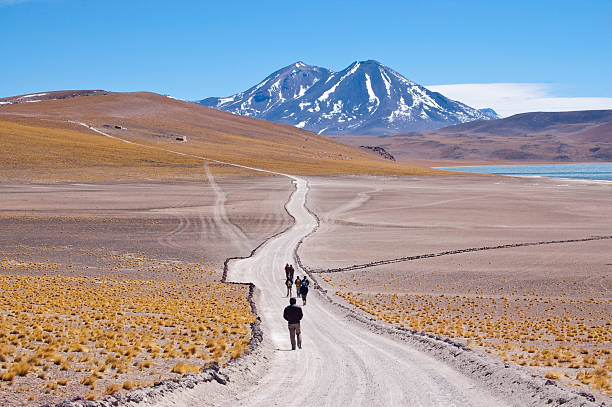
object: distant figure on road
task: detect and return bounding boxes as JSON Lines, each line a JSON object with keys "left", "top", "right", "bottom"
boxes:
{"left": 285, "top": 263, "right": 294, "bottom": 281}
{"left": 285, "top": 277, "right": 293, "bottom": 297}
{"left": 299, "top": 277, "right": 309, "bottom": 305}
{"left": 295, "top": 276, "right": 302, "bottom": 298}
{"left": 283, "top": 297, "right": 303, "bottom": 350}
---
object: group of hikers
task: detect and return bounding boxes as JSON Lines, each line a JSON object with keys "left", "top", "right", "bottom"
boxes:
{"left": 282, "top": 263, "right": 309, "bottom": 350}
{"left": 284, "top": 263, "right": 309, "bottom": 305}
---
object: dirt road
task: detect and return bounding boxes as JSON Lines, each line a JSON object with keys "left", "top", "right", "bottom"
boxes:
{"left": 65, "top": 124, "right": 524, "bottom": 406}
{"left": 220, "top": 177, "right": 507, "bottom": 406}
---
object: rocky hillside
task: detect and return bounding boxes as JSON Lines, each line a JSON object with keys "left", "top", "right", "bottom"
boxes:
{"left": 336, "top": 110, "right": 612, "bottom": 163}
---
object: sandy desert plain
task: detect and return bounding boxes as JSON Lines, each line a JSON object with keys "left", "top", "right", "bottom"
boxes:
{"left": 1, "top": 173, "right": 610, "bottom": 406}
{"left": 300, "top": 175, "right": 611, "bottom": 401}
{"left": 0, "top": 171, "right": 295, "bottom": 406}
{"left": 0, "top": 92, "right": 610, "bottom": 406}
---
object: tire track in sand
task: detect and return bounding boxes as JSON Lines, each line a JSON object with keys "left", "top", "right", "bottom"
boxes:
{"left": 203, "top": 161, "right": 252, "bottom": 253}
{"left": 71, "top": 121, "right": 258, "bottom": 253}
{"left": 311, "top": 235, "right": 612, "bottom": 273}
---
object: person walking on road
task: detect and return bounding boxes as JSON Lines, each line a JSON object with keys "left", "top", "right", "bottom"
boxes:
{"left": 284, "top": 263, "right": 292, "bottom": 280}
{"left": 285, "top": 277, "right": 293, "bottom": 297}
{"left": 287, "top": 264, "right": 295, "bottom": 280}
{"left": 295, "top": 276, "right": 301, "bottom": 298}
{"left": 300, "top": 276, "right": 309, "bottom": 305}
{"left": 283, "top": 297, "right": 303, "bottom": 350}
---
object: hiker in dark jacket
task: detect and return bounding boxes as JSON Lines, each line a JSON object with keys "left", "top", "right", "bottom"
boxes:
{"left": 283, "top": 297, "right": 303, "bottom": 350}
{"left": 285, "top": 277, "right": 293, "bottom": 297}
{"left": 299, "top": 276, "right": 309, "bottom": 305}
{"left": 284, "top": 264, "right": 291, "bottom": 280}
{"left": 288, "top": 264, "right": 294, "bottom": 280}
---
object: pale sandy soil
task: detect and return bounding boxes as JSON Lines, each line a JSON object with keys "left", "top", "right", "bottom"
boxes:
{"left": 0, "top": 178, "right": 293, "bottom": 271}
{"left": 299, "top": 174, "right": 612, "bottom": 402}
{"left": 300, "top": 175, "right": 611, "bottom": 271}
{"left": 0, "top": 177, "right": 292, "bottom": 406}
{"left": 1, "top": 172, "right": 609, "bottom": 406}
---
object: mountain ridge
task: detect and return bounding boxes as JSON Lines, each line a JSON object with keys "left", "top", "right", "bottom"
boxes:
{"left": 334, "top": 109, "right": 612, "bottom": 163}
{"left": 196, "top": 60, "right": 497, "bottom": 135}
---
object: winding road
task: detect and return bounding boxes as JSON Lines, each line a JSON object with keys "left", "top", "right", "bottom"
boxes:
{"left": 74, "top": 123, "right": 508, "bottom": 406}
{"left": 223, "top": 177, "right": 506, "bottom": 406}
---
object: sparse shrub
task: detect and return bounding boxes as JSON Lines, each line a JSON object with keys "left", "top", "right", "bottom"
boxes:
{"left": 104, "top": 383, "right": 121, "bottom": 395}
{"left": 545, "top": 371, "right": 564, "bottom": 380}
{"left": 171, "top": 362, "right": 200, "bottom": 374}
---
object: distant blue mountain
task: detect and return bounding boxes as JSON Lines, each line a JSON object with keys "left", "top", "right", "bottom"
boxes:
{"left": 196, "top": 60, "right": 495, "bottom": 135}
{"left": 478, "top": 108, "right": 500, "bottom": 119}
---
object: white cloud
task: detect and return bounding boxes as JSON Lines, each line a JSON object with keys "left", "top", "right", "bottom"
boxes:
{"left": 426, "top": 83, "right": 612, "bottom": 118}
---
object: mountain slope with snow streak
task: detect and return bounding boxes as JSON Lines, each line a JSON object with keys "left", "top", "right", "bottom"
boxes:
{"left": 198, "top": 62, "right": 332, "bottom": 120}
{"left": 197, "top": 60, "right": 496, "bottom": 135}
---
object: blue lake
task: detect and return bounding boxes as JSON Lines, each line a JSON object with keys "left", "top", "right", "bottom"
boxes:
{"left": 436, "top": 163, "right": 612, "bottom": 181}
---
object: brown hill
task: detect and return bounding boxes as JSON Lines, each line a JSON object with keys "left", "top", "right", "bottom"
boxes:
{"left": 334, "top": 110, "right": 612, "bottom": 164}
{"left": 0, "top": 91, "right": 439, "bottom": 183}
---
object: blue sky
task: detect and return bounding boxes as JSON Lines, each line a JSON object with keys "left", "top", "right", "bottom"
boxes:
{"left": 1, "top": 0, "right": 611, "bottom": 115}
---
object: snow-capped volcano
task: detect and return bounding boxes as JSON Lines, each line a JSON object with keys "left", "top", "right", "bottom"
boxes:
{"left": 196, "top": 60, "right": 497, "bottom": 135}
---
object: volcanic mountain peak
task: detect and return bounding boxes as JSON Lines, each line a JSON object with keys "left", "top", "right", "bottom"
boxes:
{"left": 197, "top": 60, "right": 493, "bottom": 135}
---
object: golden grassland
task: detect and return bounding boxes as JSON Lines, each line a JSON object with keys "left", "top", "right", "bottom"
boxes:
{"left": 0, "top": 117, "right": 217, "bottom": 183}
{"left": 0, "top": 92, "right": 446, "bottom": 183}
{"left": 0, "top": 245, "right": 255, "bottom": 404}
{"left": 113, "top": 118, "right": 435, "bottom": 177}
{"left": 320, "top": 273, "right": 612, "bottom": 395}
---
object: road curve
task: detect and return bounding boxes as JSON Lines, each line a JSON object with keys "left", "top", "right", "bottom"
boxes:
{"left": 223, "top": 177, "right": 508, "bottom": 407}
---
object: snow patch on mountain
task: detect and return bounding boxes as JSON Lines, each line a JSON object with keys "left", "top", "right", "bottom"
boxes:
{"left": 364, "top": 73, "right": 380, "bottom": 113}
{"left": 319, "top": 62, "right": 360, "bottom": 102}
{"left": 380, "top": 69, "right": 392, "bottom": 97}
{"left": 196, "top": 60, "right": 492, "bottom": 135}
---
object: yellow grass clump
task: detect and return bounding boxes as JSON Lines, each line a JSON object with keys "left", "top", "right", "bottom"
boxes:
{"left": 170, "top": 362, "right": 201, "bottom": 375}
{"left": 576, "top": 369, "right": 611, "bottom": 393}
{"left": 545, "top": 371, "right": 564, "bottom": 380}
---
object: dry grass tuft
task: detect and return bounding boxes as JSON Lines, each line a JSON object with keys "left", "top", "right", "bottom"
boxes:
{"left": 104, "top": 383, "right": 121, "bottom": 395}
{"left": 545, "top": 371, "right": 564, "bottom": 380}
{"left": 576, "top": 369, "right": 611, "bottom": 393}
{"left": 170, "top": 362, "right": 201, "bottom": 375}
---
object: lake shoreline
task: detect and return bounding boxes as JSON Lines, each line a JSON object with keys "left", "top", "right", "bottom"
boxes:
{"left": 435, "top": 162, "right": 612, "bottom": 183}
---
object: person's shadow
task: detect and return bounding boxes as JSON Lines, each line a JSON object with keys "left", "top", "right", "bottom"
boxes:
{"left": 275, "top": 348, "right": 295, "bottom": 352}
